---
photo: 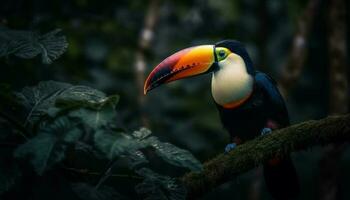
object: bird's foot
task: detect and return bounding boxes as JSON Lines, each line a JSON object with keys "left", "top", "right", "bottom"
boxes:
{"left": 261, "top": 127, "right": 272, "bottom": 136}
{"left": 225, "top": 143, "right": 237, "bottom": 154}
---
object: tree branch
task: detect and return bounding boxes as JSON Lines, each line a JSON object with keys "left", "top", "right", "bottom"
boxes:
{"left": 181, "top": 114, "right": 350, "bottom": 199}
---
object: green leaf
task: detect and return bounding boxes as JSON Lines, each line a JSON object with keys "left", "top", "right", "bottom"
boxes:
{"left": 0, "top": 27, "right": 68, "bottom": 64}
{"left": 132, "top": 127, "right": 152, "bottom": 140}
{"left": 55, "top": 94, "right": 119, "bottom": 111}
{"left": 71, "top": 183, "right": 125, "bottom": 200}
{"left": 135, "top": 168, "right": 186, "bottom": 200}
{"left": 14, "top": 117, "right": 82, "bottom": 175}
{"left": 94, "top": 130, "right": 146, "bottom": 160}
{"left": 58, "top": 95, "right": 119, "bottom": 129}
{"left": 146, "top": 137, "right": 203, "bottom": 172}
{"left": 94, "top": 127, "right": 201, "bottom": 171}
{"left": 127, "top": 150, "right": 149, "bottom": 169}
{"left": 15, "top": 81, "right": 107, "bottom": 127}
{"left": 75, "top": 141, "right": 105, "bottom": 159}
{"left": 68, "top": 107, "right": 115, "bottom": 129}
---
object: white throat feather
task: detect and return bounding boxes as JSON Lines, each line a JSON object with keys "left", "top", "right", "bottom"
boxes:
{"left": 211, "top": 54, "right": 254, "bottom": 106}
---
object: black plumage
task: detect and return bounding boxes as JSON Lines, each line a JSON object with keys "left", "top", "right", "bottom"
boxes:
{"left": 216, "top": 72, "right": 299, "bottom": 200}
{"left": 215, "top": 40, "right": 299, "bottom": 200}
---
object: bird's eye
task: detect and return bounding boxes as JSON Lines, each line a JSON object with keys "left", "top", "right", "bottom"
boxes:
{"left": 215, "top": 47, "right": 230, "bottom": 61}
{"left": 219, "top": 50, "right": 226, "bottom": 57}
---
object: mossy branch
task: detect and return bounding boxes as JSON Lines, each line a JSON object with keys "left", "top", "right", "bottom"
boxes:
{"left": 181, "top": 114, "right": 350, "bottom": 199}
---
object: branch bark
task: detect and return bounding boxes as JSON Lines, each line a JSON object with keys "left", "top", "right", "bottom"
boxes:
{"left": 181, "top": 114, "right": 350, "bottom": 199}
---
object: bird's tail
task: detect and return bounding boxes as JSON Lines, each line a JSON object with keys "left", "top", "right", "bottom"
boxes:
{"left": 263, "top": 155, "right": 299, "bottom": 200}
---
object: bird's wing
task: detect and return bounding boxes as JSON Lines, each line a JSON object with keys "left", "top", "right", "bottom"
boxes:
{"left": 255, "top": 71, "right": 290, "bottom": 126}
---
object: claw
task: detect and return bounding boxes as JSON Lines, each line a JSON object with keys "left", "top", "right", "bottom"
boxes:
{"left": 225, "top": 143, "right": 237, "bottom": 153}
{"left": 261, "top": 127, "right": 272, "bottom": 136}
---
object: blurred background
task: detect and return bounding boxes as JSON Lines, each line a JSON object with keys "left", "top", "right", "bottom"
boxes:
{"left": 0, "top": 0, "right": 349, "bottom": 199}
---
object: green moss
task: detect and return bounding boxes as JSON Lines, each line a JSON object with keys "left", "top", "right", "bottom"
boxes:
{"left": 181, "top": 114, "right": 350, "bottom": 199}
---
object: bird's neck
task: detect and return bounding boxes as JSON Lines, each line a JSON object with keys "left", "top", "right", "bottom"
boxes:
{"left": 211, "top": 54, "right": 254, "bottom": 108}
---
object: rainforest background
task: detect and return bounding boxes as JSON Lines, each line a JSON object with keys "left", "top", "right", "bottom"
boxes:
{"left": 0, "top": 0, "right": 349, "bottom": 199}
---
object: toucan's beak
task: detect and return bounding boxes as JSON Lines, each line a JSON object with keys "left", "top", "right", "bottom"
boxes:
{"left": 144, "top": 45, "right": 215, "bottom": 94}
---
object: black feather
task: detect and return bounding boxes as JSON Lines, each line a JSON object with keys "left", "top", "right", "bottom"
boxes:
{"left": 216, "top": 70, "right": 299, "bottom": 200}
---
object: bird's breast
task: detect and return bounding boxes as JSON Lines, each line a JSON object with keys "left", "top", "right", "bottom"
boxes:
{"left": 211, "top": 58, "right": 254, "bottom": 107}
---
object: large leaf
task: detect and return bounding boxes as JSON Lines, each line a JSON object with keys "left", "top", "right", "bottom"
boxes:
{"left": 127, "top": 150, "right": 149, "bottom": 169}
{"left": 94, "top": 130, "right": 147, "bottom": 160}
{"left": 132, "top": 127, "right": 152, "bottom": 140}
{"left": 146, "top": 137, "right": 203, "bottom": 172}
{"left": 135, "top": 168, "right": 186, "bottom": 200}
{"left": 0, "top": 27, "right": 68, "bottom": 64}
{"left": 14, "top": 117, "right": 82, "bottom": 175}
{"left": 94, "top": 128, "right": 202, "bottom": 171}
{"left": 93, "top": 129, "right": 149, "bottom": 168}
{"left": 71, "top": 183, "right": 125, "bottom": 200}
{"left": 15, "top": 81, "right": 106, "bottom": 127}
{"left": 56, "top": 95, "right": 119, "bottom": 129}
{"left": 133, "top": 128, "right": 203, "bottom": 172}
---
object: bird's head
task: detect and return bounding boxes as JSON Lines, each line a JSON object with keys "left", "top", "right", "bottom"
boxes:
{"left": 144, "top": 40, "right": 254, "bottom": 96}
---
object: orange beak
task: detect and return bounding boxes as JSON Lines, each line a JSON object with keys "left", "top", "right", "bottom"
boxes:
{"left": 144, "top": 45, "right": 215, "bottom": 94}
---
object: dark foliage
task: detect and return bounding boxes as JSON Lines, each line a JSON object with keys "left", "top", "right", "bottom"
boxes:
{"left": 0, "top": 27, "right": 68, "bottom": 64}
{"left": 0, "top": 0, "right": 349, "bottom": 199}
{"left": 0, "top": 30, "right": 202, "bottom": 199}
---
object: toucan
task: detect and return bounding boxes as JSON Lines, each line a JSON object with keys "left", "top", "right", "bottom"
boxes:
{"left": 144, "top": 40, "right": 299, "bottom": 200}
